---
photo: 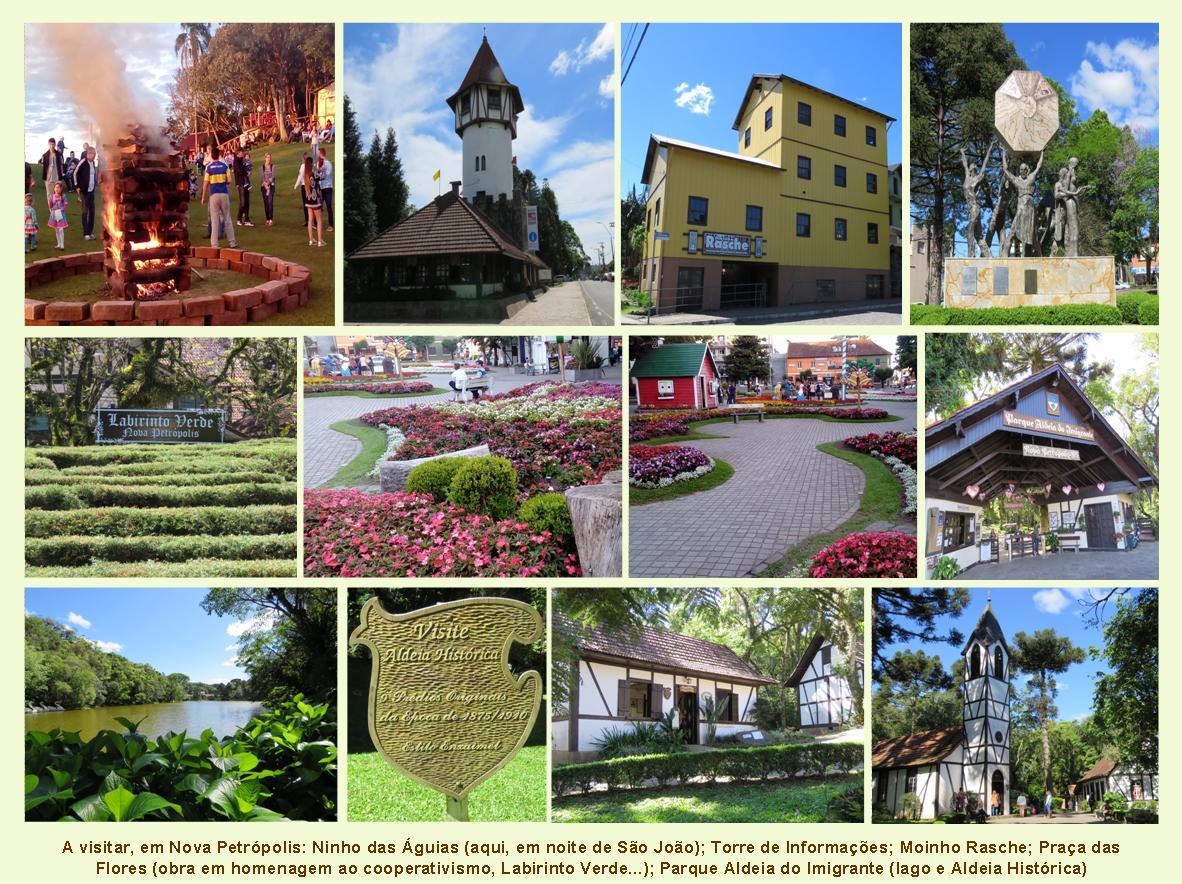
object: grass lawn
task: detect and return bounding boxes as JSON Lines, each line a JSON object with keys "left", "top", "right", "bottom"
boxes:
{"left": 306, "top": 387, "right": 446, "bottom": 399}
{"left": 320, "top": 419, "right": 387, "bottom": 488}
{"left": 552, "top": 774, "right": 861, "bottom": 824}
{"left": 348, "top": 747, "right": 547, "bottom": 822}
{"left": 759, "top": 441, "right": 906, "bottom": 577}
{"left": 27, "top": 140, "right": 335, "bottom": 325}
{"left": 629, "top": 457, "right": 734, "bottom": 506}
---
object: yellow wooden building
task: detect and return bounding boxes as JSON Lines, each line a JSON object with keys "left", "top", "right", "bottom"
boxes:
{"left": 640, "top": 74, "right": 895, "bottom": 313}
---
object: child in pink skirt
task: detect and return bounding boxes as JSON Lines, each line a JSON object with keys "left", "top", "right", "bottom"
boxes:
{"left": 48, "top": 182, "right": 68, "bottom": 249}
{"left": 24, "top": 193, "right": 39, "bottom": 252}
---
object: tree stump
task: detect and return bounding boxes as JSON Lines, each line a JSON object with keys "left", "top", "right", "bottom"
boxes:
{"left": 565, "top": 478, "right": 622, "bottom": 577}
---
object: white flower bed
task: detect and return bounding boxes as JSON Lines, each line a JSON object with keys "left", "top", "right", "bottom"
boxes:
{"left": 884, "top": 456, "right": 918, "bottom": 515}
{"left": 629, "top": 457, "right": 716, "bottom": 489}
{"left": 368, "top": 424, "right": 408, "bottom": 478}
{"left": 435, "top": 384, "right": 618, "bottom": 422}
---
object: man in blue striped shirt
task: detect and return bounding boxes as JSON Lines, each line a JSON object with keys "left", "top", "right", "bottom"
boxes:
{"left": 200, "top": 145, "right": 237, "bottom": 248}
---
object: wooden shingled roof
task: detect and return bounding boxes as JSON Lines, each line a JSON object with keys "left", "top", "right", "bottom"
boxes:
{"left": 872, "top": 726, "right": 963, "bottom": 768}
{"left": 446, "top": 36, "right": 525, "bottom": 114}
{"left": 347, "top": 190, "right": 545, "bottom": 268}
{"left": 1077, "top": 757, "right": 1117, "bottom": 783}
{"left": 571, "top": 619, "right": 777, "bottom": 685}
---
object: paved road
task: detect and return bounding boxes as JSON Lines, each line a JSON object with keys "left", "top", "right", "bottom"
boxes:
{"left": 303, "top": 373, "right": 539, "bottom": 488}
{"left": 580, "top": 280, "right": 616, "bottom": 326}
{"left": 628, "top": 401, "right": 918, "bottom": 578}
{"left": 955, "top": 542, "right": 1158, "bottom": 580}
{"left": 1004, "top": 811, "right": 1105, "bottom": 825}
{"left": 622, "top": 301, "right": 903, "bottom": 326}
{"left": 502, "top": 281, "right": 591, "bottom": 325}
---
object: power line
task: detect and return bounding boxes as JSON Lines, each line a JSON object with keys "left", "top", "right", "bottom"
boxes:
{"left": 620, "top": 23, "right": 648, "bottom": 87}
{"left": 621, "top": 23, "right": 638, "bottom": 63}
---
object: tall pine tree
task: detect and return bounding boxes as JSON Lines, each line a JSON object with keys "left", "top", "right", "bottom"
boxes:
{"left": 342, "top": 95, "right": 376, "bottom": 254}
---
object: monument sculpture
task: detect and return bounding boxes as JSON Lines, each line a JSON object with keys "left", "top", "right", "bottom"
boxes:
{"left": 943, "top": 70, "right": 1115, "bottom": 308}
{"left": 350, "top": 596, "right": 543, "bottom": 821}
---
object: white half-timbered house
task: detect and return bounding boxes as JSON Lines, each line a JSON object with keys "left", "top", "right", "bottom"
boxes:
{"left": 872, "top": 600, "right": 1012, "bottom": 818}
{"left": 785, "top": 633, "right": 863, "bottom": 732}
{"left": 1076, "top": 758, "right": 1158, "bottom": 807}
{"left": 552, "top": 620, "right": 776, "bottom": 758}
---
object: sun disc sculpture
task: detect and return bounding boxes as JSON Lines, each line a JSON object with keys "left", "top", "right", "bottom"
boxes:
{"left": 994, "top": 70, "right": 1058, "bottom": 153}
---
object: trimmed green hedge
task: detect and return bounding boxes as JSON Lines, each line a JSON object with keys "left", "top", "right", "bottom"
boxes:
{"left": 26, "top": 504, "right": 296, "bottom": 539}
{"left": 26, "top": 533, "right": 296, "bottom": 567}
{"left": 911, "top": 303, "right": 1125, "bottom": 325}
{"left": 551, "top": 742, "right": 862, "bottom": 796}
{"left": 27, "top": 481, "right": 295, "bottom": 509}
{"left": 26, "top": 470, "right": 278, "bottom": 489}
{"left": 26, "top": 559, "right": 296, "bottom": 578}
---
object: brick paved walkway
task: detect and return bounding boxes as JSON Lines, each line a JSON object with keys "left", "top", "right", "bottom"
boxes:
{"left": 957, "top": 542, "right": 1158, "bottom": 580}
{"left": 628, "top": 401, "right": 917, "bottom": 578}
{"left": 303, "top": 372, "right": 541, "bottom": 488}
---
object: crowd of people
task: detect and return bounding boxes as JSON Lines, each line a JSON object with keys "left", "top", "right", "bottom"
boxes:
{"left": 26, "top": 127, "right": 334, "bottom": 254}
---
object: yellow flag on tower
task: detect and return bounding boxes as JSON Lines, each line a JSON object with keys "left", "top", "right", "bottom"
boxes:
{"left": 432, "top": 169, "right": 441, "bottom": 181}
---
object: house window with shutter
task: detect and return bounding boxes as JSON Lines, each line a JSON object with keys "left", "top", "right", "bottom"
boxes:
{"left": 620, "top": 680, "right": 660, "bottom": 719}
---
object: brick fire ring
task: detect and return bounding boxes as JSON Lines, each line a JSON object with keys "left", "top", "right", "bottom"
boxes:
{"left": 25, "top": 248, "right": 312, "bottom": 326}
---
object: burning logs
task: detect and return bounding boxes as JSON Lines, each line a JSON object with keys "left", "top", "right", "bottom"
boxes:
{"left": 102, "top": 126, "right": 191, "bottom": 300}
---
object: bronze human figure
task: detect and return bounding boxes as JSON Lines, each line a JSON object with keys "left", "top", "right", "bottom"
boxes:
{"left": 961, "top": 139, "right": 995, "bottom": 257}
{"left": 1000, "top": 149, "right": 1044, "bottom": 257}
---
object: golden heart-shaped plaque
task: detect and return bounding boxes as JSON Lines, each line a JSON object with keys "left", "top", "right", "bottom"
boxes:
{"left": 350, "top": 597, "right": 543, "bottom": 803}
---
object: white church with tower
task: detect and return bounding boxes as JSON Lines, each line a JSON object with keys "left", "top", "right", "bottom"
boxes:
{"left": 872, "top": 595, "right": 1012, "bottom": 818}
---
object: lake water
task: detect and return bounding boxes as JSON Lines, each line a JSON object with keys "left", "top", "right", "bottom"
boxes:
{"left": 24, "top": 701, "right": 265, "bottom": 741}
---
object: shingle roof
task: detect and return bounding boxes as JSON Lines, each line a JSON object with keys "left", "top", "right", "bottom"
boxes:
{"left": 347, "top": 190, "right": 545, "bottom": 268}
{"left": 786, "top": 338, "right": 891, "bottom": 360}
{"left": 631, "top": 342, "right": 714, "bottom": 378}
{"left": 872, "top": 726, "right": 963, "bottom": 768}
{"left": 446, "top": 36, "right": 525, "bottom": 115}
{"left": 962, "top": 603, "right": 1010, "bottom": 655}
{"left": 570, "top": 619, "right": 776, "bottom": 684}
{"left": 1077, "top": 758, "right": 1116, "bottom": 783}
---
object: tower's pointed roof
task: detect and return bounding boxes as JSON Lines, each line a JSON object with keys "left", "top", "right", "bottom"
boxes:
{"left": 446, "top": 36, "right": 525, "bottom": 114}
{"left": 961, "top": 600, "right": 1009, "bottom": 656}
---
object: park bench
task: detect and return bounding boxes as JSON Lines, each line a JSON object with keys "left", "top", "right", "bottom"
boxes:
{"left": 1057, "top": 534, "right": 1082, "bottom": 552}
{"left": 452, "top": 375, "right": 491, "bottom": 401}
{"left": 731, "top": 408, "right": 765, "bottom": 424}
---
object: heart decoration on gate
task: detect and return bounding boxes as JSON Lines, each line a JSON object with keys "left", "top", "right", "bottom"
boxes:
{"left": 1061, "top": 485, "right": 1072, "bottom": 496}
{"left": 965, "top": 484, "right": 981, "bottom": 500}
{"left": 1097, "top": 482, "right": 1106, "bottom": 492}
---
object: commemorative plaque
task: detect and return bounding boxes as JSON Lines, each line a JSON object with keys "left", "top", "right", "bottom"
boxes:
{"left": 94, "top": 408, "right": 226, "bottom": 444}
{"left": 349, "top": 597, "right": 543, "bottom": 821}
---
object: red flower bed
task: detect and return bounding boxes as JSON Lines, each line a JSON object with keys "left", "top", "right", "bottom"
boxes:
{"left": 630, "top": 405, "right": 891, "bottom": 442}
{"left": 305, "top": 380, "right": 435, "bottom": 396}
{"left": 304, "top": 488, "right": 580, "bottom": 578}
{"left": 842, "top": 432, "right": 917, "bottom": 468}
{"left": 808, "top": 531, "right": 917, "bottom": 578}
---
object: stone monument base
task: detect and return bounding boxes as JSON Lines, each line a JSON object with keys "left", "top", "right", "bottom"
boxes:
{"left": 944, "top": 256, "right": 1115, "bottom": 308}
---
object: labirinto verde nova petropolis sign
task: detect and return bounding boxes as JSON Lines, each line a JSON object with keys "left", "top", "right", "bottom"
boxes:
{"left": 94, "top": 408, "right": 226, "bottom": 444}
{"left": 349, "top": 597, "right": 543, "bottom": 820}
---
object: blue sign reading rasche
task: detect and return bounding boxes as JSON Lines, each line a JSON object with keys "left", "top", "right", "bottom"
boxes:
{"left": 94, "top": 408, "right": 226, "bottom": 444}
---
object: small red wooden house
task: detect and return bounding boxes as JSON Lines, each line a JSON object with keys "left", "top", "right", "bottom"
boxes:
{"left": 631, "top": 342, "right": 721, "bottom": 409}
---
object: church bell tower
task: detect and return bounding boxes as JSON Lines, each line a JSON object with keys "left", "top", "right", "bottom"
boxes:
{"left": 961, "top": 593, "right": 1012, "bottom": 813}
{"left": 446, "top": 35, "right": 524, "bottom": 203}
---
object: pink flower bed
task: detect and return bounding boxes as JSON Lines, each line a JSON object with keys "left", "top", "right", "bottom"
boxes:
{"left": 809, "top": 531, "right": 917, "bottom": 578}
{"left": 842, "top": 432, "right": 917, "bottom": 468}
{"left": 305, "top": 380, "right": 436, "bottom": 395}
{"left": 630, "top": 405, "right": 891, "bottom": 442}
{"left": 304, "top": 488, "right": 580, "bottom": 578}
{"left": 360, "top": 384, "right": 622, "bottom": 495}
{"left": 629, "top": 444, "right": 713, "bottom": 486}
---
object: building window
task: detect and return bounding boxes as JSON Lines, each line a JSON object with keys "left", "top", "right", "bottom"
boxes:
{"left": 821, "top": 645, "right": 832, "bottom": 665}
{"left": 942, "top": 511, "right": 974, "bottom": 551}
{"left": 868, "top": 222, "right": 879, "bottom": 244}
{"left": 796, "top": 213, "right": 811, "bottom": 237}
{"left": 834, "top": 114, "right": 846, "bottom": 136}
{"left": 970, "top": 646, "right": 981, "bottom": 680}
{"left": 866, "top": 124, "right": 877, "bottom": 146}
{"left": 488, "top": 88, "right": 502, "bottom": 112}
{"left": 867, "top": 172, "right": 878, "bottom": 194}
{"left": 816, "top": 279, "right": 836, "bottom": 298}
{"left": 654, "top": 197, "right": 661, "bottom": 228}
{"left": 835, "top": 218, "right": 847, "bottom": 240}
{"left": 798, "top": 101, "right": 811, "bottom": 125}
{"left": 906, "top": 768, "right": 918, "bottom": 793}
{"left": 475, "top": 156, "right": 479, "bottom": 171}
{"left": 627, "top": 681, "right": 652, "bottom": 719}
{"left": 656, "top": 379, "right": 674, "bottom": 400}
{"left": 744, "top": 127, "right": 751, "bottom": 148}
{"left": 877, "top": 775, "right": 889, "bottom": 804}
{"left": 687, "top": 196, "right": 708, "bottom": 226}
{"left": 994, "top": 648, "right": 1004, "bottom": 678}
{"left": 834, "top": 164, "right": 846, "bottom": 187}
{"left": 745, "top": 205, "right": 763, "bottom": 232}
{"left": 460, "top": 93, "right": 471, "bottom": 115}
{"left": 764, "top": 106, "right": 773, "bottom": 130}
{"left": 797, "top": 155, "right": 811, "bottom": 179}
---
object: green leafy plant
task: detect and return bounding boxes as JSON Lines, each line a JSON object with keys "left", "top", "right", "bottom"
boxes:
{"left": 518, "top": 493, "right": 574, "bottom": 540}
{"left": 901, "top": 791, "right": 922, "bottom": 820}
{"left": 1045, "top": 533, "right": 1061, "bottom": 553}
{"left": 405, "top": 457, "right": 469, "bottom": 502}
{"left": 25, "top": 696, "right": 336, "bottom": 822}
{"left": 446, "top": 456, "right": 519, "bottom": 520}
{"left": 1102, "top": 791, "right": 1128, "bottom": 821}
{"left": 931, "top": 556, "right": 961, "bottom": 580}
{"left": 698, "top": 694, "right": 726, "bottom": 746}
{"left": 571, "top": 340, "right": 604, "bottom": 370}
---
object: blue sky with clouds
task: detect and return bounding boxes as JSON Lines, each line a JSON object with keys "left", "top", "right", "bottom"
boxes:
{"left": 1005, "top": 23, "right": 1159, "bottom": 144}
{"left": 345, "top": 23, "right": 615, "bottom": 259}
{"left": 875, "top": 588, "right": 1144, "bottom": 722}
{"left": 25, "top": 588, "right": 263, "bottom": 685}
{"left": 620, "top": 23, "right": 903, "bottom": 196}
{"left": 24, "top": 23, "right": 179, "bottom": 161}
